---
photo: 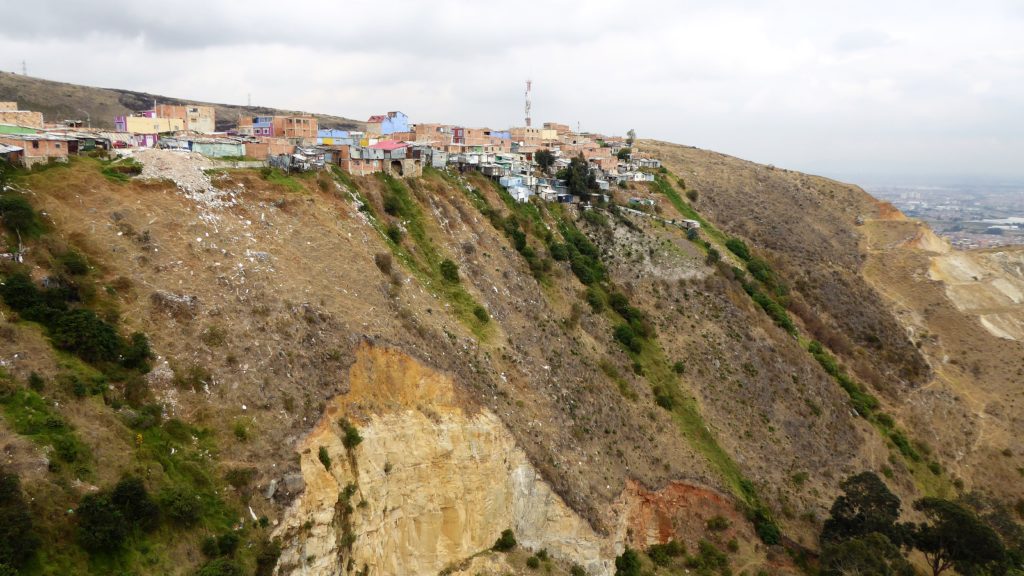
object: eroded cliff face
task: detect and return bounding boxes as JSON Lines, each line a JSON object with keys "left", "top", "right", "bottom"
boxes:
{"left": 272, "top": 343, "right": 749, "bottom": 576}
{"left": 273, "top": 343, "right": 611, "bottom": 575}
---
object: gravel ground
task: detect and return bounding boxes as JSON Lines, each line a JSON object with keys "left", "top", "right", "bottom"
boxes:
{"left": 129, "top": 148, "right": 240, "bottom": 218}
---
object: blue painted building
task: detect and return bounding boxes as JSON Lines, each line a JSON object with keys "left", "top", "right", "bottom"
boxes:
{"left": 317, "top": 129, "right": 353, "bottom": 145}
{"left": 367, "top": 111, "right": 410, "bottom": 135}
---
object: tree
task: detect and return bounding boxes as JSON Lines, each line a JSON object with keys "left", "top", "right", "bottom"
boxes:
{"left": 439, "top": 259, "right": 460, "bottom": 283}
{"left": 616, "top": 147, "right": 631, "bottom": 161}
{"left": 0, "top": 194, "right": 42, "bottom": 237}
{"left": 820, "top": 532, "right": 915, "bottom": 576}
{"left": 563, "top": 155, "right": 597, "bottom": 197}
{"left": 535, "top": 149, "right": 555, "bottom": 172}
{"left": 493, "top": 529, "right": 517, "bottom": 551}
{"left": 0, "top": 469, "right": 38, "bottom": 569}
{"left": 614, "top": 547, "right": 642, "bottom": 576}
{"left": 821, "top": 472, "right": 903, "bottom": 545}
{"left": 77, "top": 492, "right": 128, "bottom": 553}
{"left": 912, "top": 497, "right": 1006, "bottom": 576}
{"left": 626, "top": 129, "right": 636, "bottom": 147}
{"left": 111, "top": 476, "right": 160, "bottom": 532}
{"left": 52, "top": 308, "right": 122, "bottom": 362}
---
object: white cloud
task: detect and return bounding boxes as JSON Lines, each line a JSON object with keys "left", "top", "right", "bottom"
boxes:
{"left": 1, "top": 0, "right": 1022, "bottom": 183}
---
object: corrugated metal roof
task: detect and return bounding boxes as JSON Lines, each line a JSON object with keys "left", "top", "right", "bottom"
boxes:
{"left": 369, "top": 140, "right": 407, "bottom": 151}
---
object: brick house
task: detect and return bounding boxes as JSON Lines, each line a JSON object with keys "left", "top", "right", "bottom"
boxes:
{"left": 0, "top": 102, "right": 44, "bottom": 129}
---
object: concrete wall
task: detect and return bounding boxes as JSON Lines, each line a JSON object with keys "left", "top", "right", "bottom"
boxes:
{"left": 0, "top": 110, "right": 44, "bottom": 128}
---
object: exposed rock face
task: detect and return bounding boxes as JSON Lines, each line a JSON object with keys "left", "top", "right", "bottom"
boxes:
{"left": 273, "top": 343, "right": 611, "bottom": 575}
{"left": 273, "top": 343, "right": 747, "bottom": 576}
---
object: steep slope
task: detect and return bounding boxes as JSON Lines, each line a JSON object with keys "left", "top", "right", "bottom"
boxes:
{"left": 1, "top": 139, "right": 1020, "bottom": 576}
{"left": 642, "top": 139, "right": 1023, "bottom": 504}
{"left": 0, "top": 71, "right": 362, "bottom": 131}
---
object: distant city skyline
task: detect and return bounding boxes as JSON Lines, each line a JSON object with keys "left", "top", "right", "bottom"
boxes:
{"left": 2, "top": 0, "right": 1022, "bottom": 185}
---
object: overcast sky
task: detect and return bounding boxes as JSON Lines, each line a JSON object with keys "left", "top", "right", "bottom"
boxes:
{"left": 2, "top": 0, "right": 1022, "bottom": 185}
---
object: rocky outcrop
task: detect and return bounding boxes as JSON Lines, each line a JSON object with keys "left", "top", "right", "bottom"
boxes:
{"left": 273, "top": 343, "right": 749, "bottom": 576}
{"left": 273, "top": 343, "right": 611, "bottom": 576}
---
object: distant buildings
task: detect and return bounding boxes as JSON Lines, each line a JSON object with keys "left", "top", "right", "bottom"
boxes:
{"left": 237, "top": 114, "right": 318, "bottom": 142}
{"left": 366, "top": 111, "right": 409, "bottom": 136}
{"left": 154, "top": 104, "right": 216, "bottom": 133}
{"left": 0, "top": 102, "right": 43, "bottom": 129}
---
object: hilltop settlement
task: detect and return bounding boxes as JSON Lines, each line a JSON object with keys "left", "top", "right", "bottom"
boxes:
{"left": 0, "top": 100, "right": 688, "bottom": 216}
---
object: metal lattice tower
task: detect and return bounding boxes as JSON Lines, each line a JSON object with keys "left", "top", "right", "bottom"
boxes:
{"left": 525, "top": 79, "right": 532, "bottom": 127}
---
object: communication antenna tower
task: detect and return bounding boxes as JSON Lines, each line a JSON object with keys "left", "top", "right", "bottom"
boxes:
{"left": 524, "top": 79, "right": 532, "bottom": 127}
{"left": 22, "top": 60, "right": 27, "bottom": 76}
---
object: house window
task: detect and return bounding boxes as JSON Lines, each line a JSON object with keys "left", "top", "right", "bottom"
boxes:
{"left": 56, "top": 143, "right": 61, "bottom": 149}
{"left": 32, "top": 141, "right": 39, "bottom": 149}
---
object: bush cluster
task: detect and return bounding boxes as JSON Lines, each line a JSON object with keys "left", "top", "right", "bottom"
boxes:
{"left": 77, "top": 476, "right": 160, "bottom": 553}
{"left": 0, "top": 272, "right": 153, "bottom": 370}
{"left": 559, "top": 223, "right": 605, "bottom": 285}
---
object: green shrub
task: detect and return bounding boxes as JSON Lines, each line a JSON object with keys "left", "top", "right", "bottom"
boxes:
{"left": 27, "top": 372, "right": 44, "bottom": 392}
{"left": 647, "top": 540, "right": 685, "bottom": 566}
{"left": 493, "top": 528, "right": 517, "bottom": 551}
{"left": 585, "top": 286, "right": 605, "bottom": 312}
{"left": 526, "top": 555, "right": 540, "bottom": 569}
{"left": 439, "top": 259, "right": 460, "bottom": 283}
{"left": 339, "top": 418, "right": 362, "bottom": 450}
{"left": 582, "top": 209, "right": 608, "bottom": 227}
{"left": 706, "top": 515, "right": 730, "bottom": 532}
{"left": 52, "top": 309, "right": 122, "bottom": 362}
{"left": 57, "top": 250, "right": 89, "bottom": 276}
{"left": 216, "top": 532, "right": 240, "bottom": 556}
{"left": 686, "top": 227, "right": 700, "bottom": 241}
{"left": 570, "top": 564, "right": 588, "bottom": 576}
{"left": 159, "top": 486, "right": 202, "bottom": 526}
{"left": 0, "top": 194, "right": 43, "bottom": 237}
{"left": 725, "top": 238, "right": 750, "bottom": 261}
{"left": 201, "top": 536, "right": 220, "bottom": 558}
{"left": 613, "top": 324, "right": 642, "bottom": 354}
{"left": 685, "top": 189, "right": 698, "bottom": 202}
{"left": 672, "top": 361, "right": 686, "bottom": 374}
{"left": 255, "top": 538, "right": 282, "bottom": 576}
{"left": 614, "top": 547, "right": 642, "bottom": 576}
{"left": 121, "top": 331, "right": 153, "bottom": 371}
{"left": 77, "top": 492, "right": 128, "bottom": 552}
{"left": 473, "top": 305, "right": 490, "bottom": 323}
{"left": 705, "top": 247, "right": 721, "bottom": 265}
{"left": 318, "top": 446, "right": 332, "bottom": 470}
{"left": 0, "top": 469, "right": 39, "bottom": 569}
{"left": 550, "top": 243, "right": 569, "bottom": 261}
{"left": 385, "top": 223, "right": 402, "bottom": 244}
{"left": 111, "top": 476, "right": 160, "bottom": 532}
{"left": 194, "top": 557, "right": 245, "bottom": 576}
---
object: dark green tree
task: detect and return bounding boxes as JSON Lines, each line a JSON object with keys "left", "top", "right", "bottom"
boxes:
{"left": 52, "top": 308, "right": 122, "bottom": 362}
{"left": 439, "top": 259, "right": 460, "bottom": 283}
{"left": 912, "top": 497, "right": 1006, "bottom": 576}
{"left": 0, "top": 469, "right": 39, "bottom": 569}
{"left": 563, "top": 155, "right": 597, "bottom": 197}
{"left": 111, "top": 476, "right": 160, "bottom": 532}
{"left": 626, "top": 129, "right": 636, "bottom": 147}
{"left": 821, "top": 471, "right": 903, "bottom": 545}
{"left": 614, "top": 547, "right": 642, "bottom": 576}
{"left": 820, "top": 532, "right": 915, "bottom": 576}
{"left": 535, "top": 149, "right": 555, "bottom": 172}
{"left": 616, "top": 148, "right": 631, "bottom": 160}
{"left": 0, "top": 194, "right": 42, "bottom": 237}
{"left": 77, "top": 492, "right": 128, "bottom": 553}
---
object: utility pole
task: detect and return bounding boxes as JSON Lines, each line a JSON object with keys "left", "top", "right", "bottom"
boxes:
{"left": 21, "top": 60, "right": 26, "bottom": 76}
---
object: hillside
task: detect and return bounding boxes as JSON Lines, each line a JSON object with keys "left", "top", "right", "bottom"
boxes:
{"left": 0, "top": 138, "right": 1021, "bottom": 574}
{"left": 0, "top": 71, "right": 363, "bottom": 131}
